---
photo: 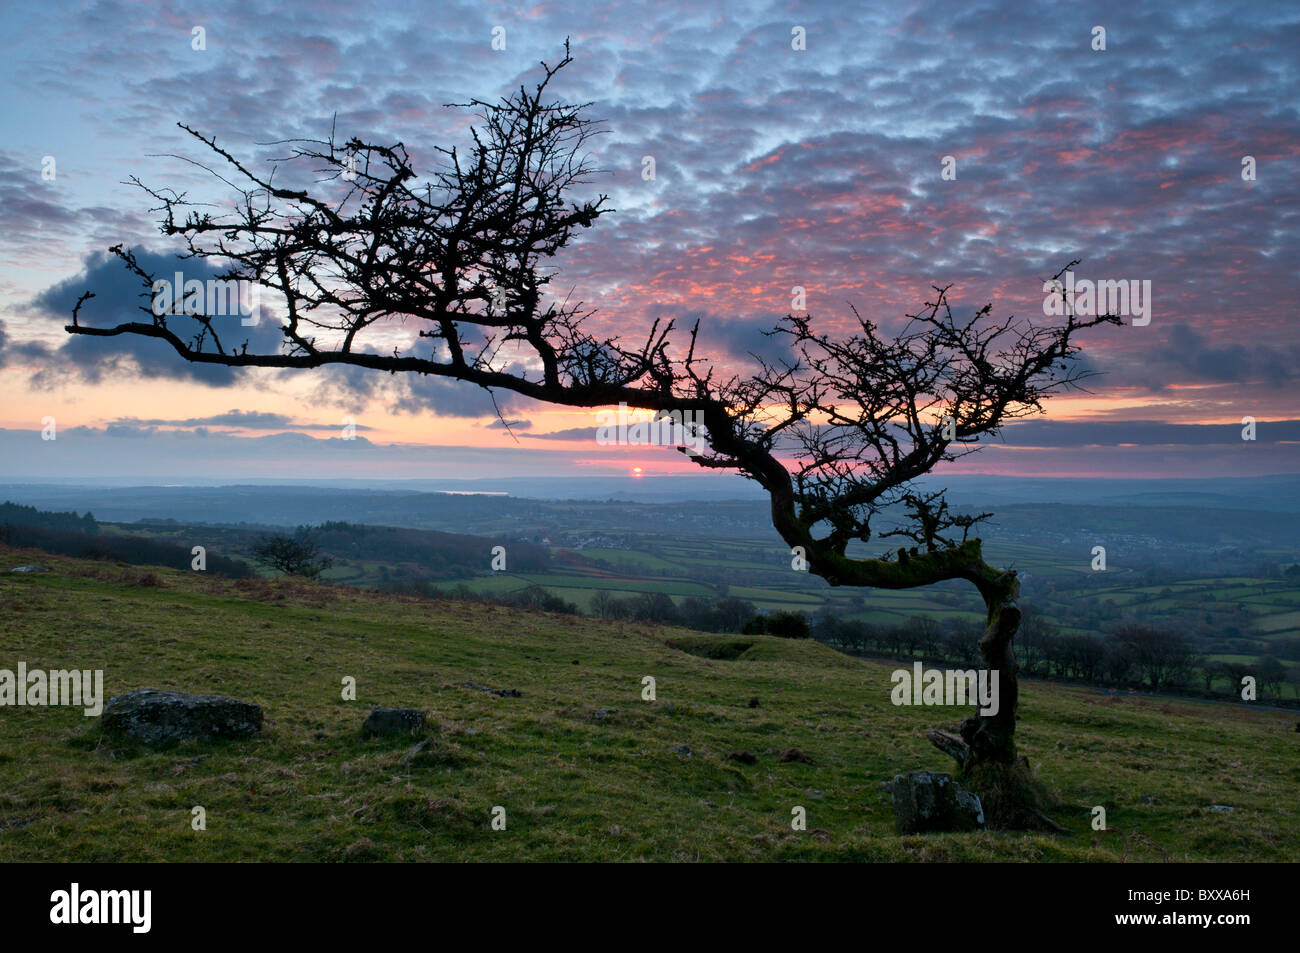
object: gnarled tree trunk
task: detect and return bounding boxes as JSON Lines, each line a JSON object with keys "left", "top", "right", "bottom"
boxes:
{"left": 959, "top": 600, "right": 1020, "bottom": 763}
{"left": 928, "top": 569, "right": 1021, "bottom": 769}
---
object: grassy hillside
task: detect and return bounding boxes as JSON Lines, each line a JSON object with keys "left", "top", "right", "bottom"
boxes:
{"left": 1, "top": 545, "right": 1296, "bottom": 862}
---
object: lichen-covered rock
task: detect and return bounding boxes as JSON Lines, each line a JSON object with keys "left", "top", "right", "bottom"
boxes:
{"left": 362, "top": 707, "right": 425, "bottom": 737}
{"left": 102, "top": 689, "right": 263, "bottom": 744}
{"left": 888, "top": 770, "right": 985, "bottom": 833}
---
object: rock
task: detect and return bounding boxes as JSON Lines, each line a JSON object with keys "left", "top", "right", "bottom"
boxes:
{"left": 888, "top": 770, "right": 985, "bottom": 834}
{"left": 728, "top": 750, "right": 757, "bottom": 765}
{"left": 102, "top": 689, "right": 262, "bottom": 745}
{"left": 8, "top": 565, "right": 49, "bottom": 573}
{"left": 591, "top": 708, "right": 619, "bottom": 720}
{"left": 779, "top": 747, "right": 813, "bottom": 764}
{"left": 672, "top": 745, "right": 692, "bottom": 757}
{"left": 1208, "top": 804, "right": 1235, "bottom": 813}
{"left": 363, "top": 707, "right": 426, "bottom": 737}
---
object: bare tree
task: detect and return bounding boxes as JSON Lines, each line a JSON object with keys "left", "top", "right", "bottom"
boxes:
{"left": 1111, "top": 625, "right": 1197, "bottom": 693}
{"left": 251, "top": 530, "right": 334, "bottom": 580}
{"left": 65, "top": 45, "right": 1119, "bottom": 779}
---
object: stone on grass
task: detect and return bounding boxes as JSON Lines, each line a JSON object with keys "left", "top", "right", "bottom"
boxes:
{"left": 887, "top": 770, "right": 985, "bottom": 834}
{"left": 363, "top": 707, "right": 426, "bottom": 737}
{"left": 102, "top": 689, "right": 262, "bottom": 745}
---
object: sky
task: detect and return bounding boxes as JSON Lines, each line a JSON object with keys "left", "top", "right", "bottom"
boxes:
{"left": 0, "top": 0, "right": 1297, "bottom": 483}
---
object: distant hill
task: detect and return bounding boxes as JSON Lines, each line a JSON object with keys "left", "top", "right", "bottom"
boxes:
{"left": 0, "top": 501, "right": 252, "bottom": 577}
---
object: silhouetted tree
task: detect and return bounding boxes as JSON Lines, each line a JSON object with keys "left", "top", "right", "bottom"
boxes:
{"left": 65, "top": 45, "right": 1118, "bottom": 775}
{"left": 251, "top": 531, "right": 333, "bottom": 580}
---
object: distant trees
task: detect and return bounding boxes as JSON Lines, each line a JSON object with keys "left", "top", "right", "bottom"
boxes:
{"left": 1109, "top": 625, "right": 1197, "bottom": 692}
{"left": 312, "top": 521, "right": 550, "bottom": 578}
{"left": 1054, "top": 634, "right": 1106, "bottom": 682}
{"left": 1016, "top": 607, "right": 1060, "bottom": 677}
{"left": 743, "top": 610, "right": 811, "bottom": 639}
{"left": 503, "top": 585, "right": 579, "bottom": 614}
{"left": 251, "top": 531, "right": 334, "bottom": 579}
{"left": 1256, "top": 656, "right": 1287, "bottom": 699}
{"left": 801, "top": 611, "right": 1291, "bottom": 703}
{"left": 0, "top": 501, "right": 98, "bottom": 534}
{"left": 589, "top": 590, "right": 763, "bottom": 633}
{"left": 1200, "top": 660, "right": 1225, "bottom": 692}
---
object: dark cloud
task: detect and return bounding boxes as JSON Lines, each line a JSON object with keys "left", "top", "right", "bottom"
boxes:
{"left": 402, "top": 373, "right": 516, "bottom": 419}
{"left": 301, "top": 354, "right": 532, "bottom": 421}
{"left": 996, "top": 418, "right": 1300, "bottom": 447}
{"left": 697, "top": 314, "right": 798, "bottom": 370}
{"left": 26, "top": 247, "right": 285, "bottom": 388}
{"left": 1160, "top": 325, "right": 1300, "bottom": 389}
{"left": 0, "top": 318, "right": 52, "bottom": 368}
{"left": 521, "top": 426, "right": 599, "bottom": 441}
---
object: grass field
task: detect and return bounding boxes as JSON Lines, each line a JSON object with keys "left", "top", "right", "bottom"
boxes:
{"left": 2, "top": 546, "right": 1297, "bottom": 862}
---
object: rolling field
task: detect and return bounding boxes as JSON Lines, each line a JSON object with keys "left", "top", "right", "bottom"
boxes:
{"left": 2, "top": 546, "right": 1297, "bottom": 862}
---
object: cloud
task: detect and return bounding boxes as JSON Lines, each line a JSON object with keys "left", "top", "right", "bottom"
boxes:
{"left": 996, "top": 418, "right": 1300, "bottom": 447}
{"left": 521, "top": 426, "right": 598, "bottom": 441}
{"left": 400, "top": 373, "right": 512, "bottom": 418}
{"left": 0, "top": 318, "right": 51, "bottom": 368}
{"left": 1160, "top": 325, "right": 1300, "bottom": 389}
{"left": 3, "top": 0, "right": 1299, "bottom": 473}
{"left": 110, "top": 410, "right": 374, "bottom": 431}
{"left": 26, "top": 247, "right": 285, "bottom": 388}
